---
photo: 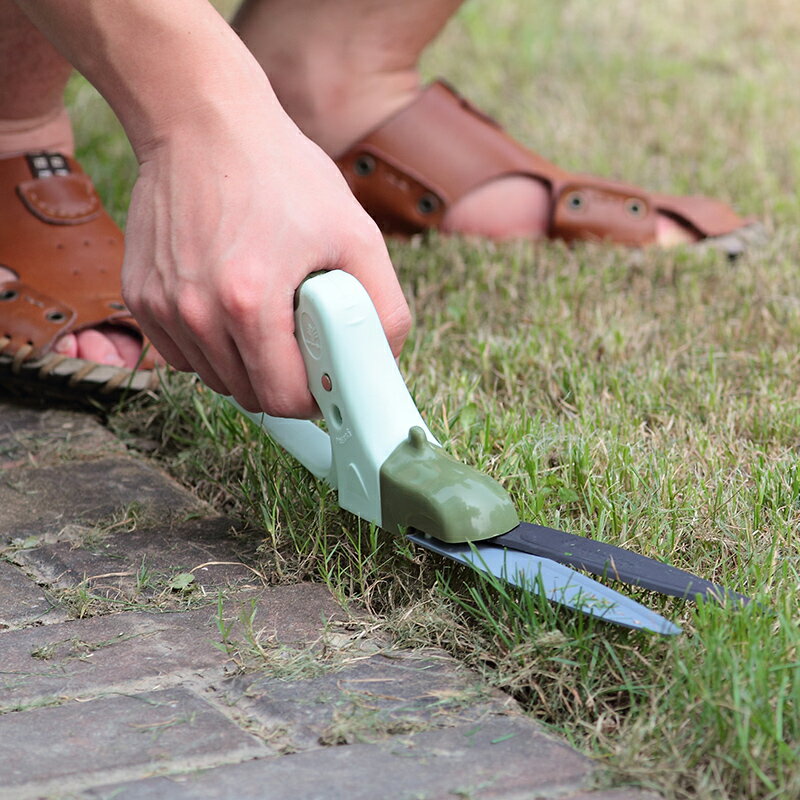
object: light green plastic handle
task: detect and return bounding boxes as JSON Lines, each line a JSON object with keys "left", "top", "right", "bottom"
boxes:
{"left": 230, "top": 405, "right": 332, "bottom": 480}
{"left": 231, "top": 270, "right": 438, "bottom": 527}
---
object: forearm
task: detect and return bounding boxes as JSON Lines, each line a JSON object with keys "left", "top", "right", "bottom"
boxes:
{"left": 13, "top": 0, "right": 282, "bottom": 157}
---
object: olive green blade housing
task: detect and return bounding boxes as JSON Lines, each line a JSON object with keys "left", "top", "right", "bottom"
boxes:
{"left": 379, "top": 426, "right": 520, "bottom": 543}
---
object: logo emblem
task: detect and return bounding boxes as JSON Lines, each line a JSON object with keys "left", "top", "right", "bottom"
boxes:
{"left": 300, "top": 312, "right": 321, "bottom": 360}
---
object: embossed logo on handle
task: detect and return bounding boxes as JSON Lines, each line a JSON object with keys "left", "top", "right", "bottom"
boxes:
{"left": 300, "top": 312, "right": 321, "bottom": 359}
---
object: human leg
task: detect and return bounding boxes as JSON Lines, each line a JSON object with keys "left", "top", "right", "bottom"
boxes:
{"left": 234, "top": 0, "right": 557, "bottom": 240}
{"left": 234, "top": 0, "right": 751, "bottom": 247}
{"left": 0, "top": 0, "right": 156, "bottom": 382}
{"left": 0, "top": 2, "right": 73, "bottom": 154}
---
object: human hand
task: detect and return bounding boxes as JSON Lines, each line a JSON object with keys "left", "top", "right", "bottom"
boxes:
{"left": 121, "top": 106, "right": 410, "bottom": 418}
{"left": 13, "top": 0, "right": 408, "bottom": 417}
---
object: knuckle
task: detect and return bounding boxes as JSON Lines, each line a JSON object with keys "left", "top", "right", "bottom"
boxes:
{"left": 349, "top": 216, "right": 385, "bottom": 252}
{"left": 195, "top": 367, "right": 226, "bottom": 395}
{"left": 232, "top": 390, "right": 261, "bottom": 414}
{"left": 384, "top": 303, "right": 412, "bottom": 346}
{"left": 261, "top": 397, "right": 292, "bottom": 419}
{"left": 258, "top": 390, "right": 314, "bottom": 420}
{"left": 123, "top": 281, "right": 171, "bottom": 326}
{"left": 175, "top": 293, "right": 208, "bottom": 335}
{"left": 217, "top": 279, "right": 261, "bottom": 319}
{"left": 120, "top": 283, "right": 143, "bottom": 315}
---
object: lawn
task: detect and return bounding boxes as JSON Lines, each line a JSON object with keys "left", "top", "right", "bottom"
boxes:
{"left": 69, "top": 1, "right": 800, "bottom": 798}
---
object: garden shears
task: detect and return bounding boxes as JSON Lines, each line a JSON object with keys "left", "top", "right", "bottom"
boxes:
{"left": 233, "top": 270, "right": 748, "bottom": 636}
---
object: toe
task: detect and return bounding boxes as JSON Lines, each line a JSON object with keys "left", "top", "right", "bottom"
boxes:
{"left": 53, "top": 333, "right": 78, "bottom": 358}
{"left": 656, "top": 214, "right": 699, "bottom": 247}
{"left": 102, "top": 326, "right": 162, "bottom": 369}
{"left": 74, "top": 329, "right": 126, "bottom": 367}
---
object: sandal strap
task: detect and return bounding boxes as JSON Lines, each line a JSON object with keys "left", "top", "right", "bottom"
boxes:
{"left": 650, "top": 191, "right": 750, "bottom": 239}
{"left": 17, "top": 171, "right": 101, "bottom": 224}
{"left": 337, "top": 81, "right": 543, "bottom": 235}
{"left": 336, "top": 81, "right": 748, "bottom": 245}
{"left": 0, "top": 280, "right": 76, "bottom": 360}
{"left": 0, "top": 152, "right": 154, "bottom": 366}
{"left": 551, "top": 177, "right": 656, "bottom": 246}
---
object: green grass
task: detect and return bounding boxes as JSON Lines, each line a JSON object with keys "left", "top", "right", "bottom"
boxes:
{"left": 61, "top": 0, "right": 800, "bottom": 797}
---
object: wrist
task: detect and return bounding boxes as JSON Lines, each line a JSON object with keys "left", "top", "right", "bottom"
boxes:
{"left": 127, "top": 77, "right": 283, "bottom": 164}
{"left": 110, "top": 32, "right": 282, "bottom": 160}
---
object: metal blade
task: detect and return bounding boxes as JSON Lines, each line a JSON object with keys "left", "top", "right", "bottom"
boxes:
{"left": 407, "top": 533, "right": 681, "bottom": 635}
{"left": 495, "top": 523, "right": 749, "bottom": 605}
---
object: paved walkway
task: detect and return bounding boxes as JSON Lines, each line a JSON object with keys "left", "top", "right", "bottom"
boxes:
{"left": 0, "top": 398, "right": 659, "bottom": 800}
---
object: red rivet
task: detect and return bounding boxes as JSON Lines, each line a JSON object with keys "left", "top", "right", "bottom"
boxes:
{"left": 321, "top": 374, "right": 332, "bottom": 391}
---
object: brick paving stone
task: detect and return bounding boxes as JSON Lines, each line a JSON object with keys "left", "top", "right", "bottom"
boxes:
{"left": 0, "top": 457, "right": 202, "bottom": 542}
{"left": 0, "top": 402, "right": 666, "bottom": 800}
{"left": 0, "top": 687, "right": 265, "bottom": 798}
{"left": 221, "top": 649, "right": 516, "bottom": 751}
{"left": 0, "top": 561, "right": 65, "bottom": 629}
{"left": 0, "top": 608, "right": 226, "bottom": 710}
{"left": 0, "top": 403, "right": 122, "bottom": 467}
{"left": 81, "top": 716, "right": 593, "bottom": 800}
{"left": 12, "top": 516, "right": 259, "bottom": 596}
{"left": 0, "top": 585, "right": 341, "bottom": 710}
{"left": 216, "top": 582, "right": 345, "bottom": 643}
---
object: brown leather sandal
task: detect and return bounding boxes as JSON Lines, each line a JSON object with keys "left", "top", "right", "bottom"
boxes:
{"left": 0, "top": 152, "right": 159, "bottom": 404}
{"left": 336, "top": 81, "right": 762, "bottom": 254}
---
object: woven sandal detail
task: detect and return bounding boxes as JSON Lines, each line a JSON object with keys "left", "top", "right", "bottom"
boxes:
{"left": 0, "top": 151, "right": 159, "bottom": 403}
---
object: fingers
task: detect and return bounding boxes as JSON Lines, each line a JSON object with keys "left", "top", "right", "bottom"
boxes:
{"left": 226, "top": 288, "right": 318, "bottom": 418}
{"left": 127, "top": 279, "right": 313, "bottom": 415}
{"left": 172, "top": 326, "right": 264, "bottom": 413}
{"left": 335, "top": 214, "right": 412, "bottom": 359}
{"left": 116, "top": 134, "right": 411, "bottom": 420}
{"left": 129, "top": 298, "right": 259, "bottom": 410}
{"left": 124, "top": 237, "right": 407, "bottom": 419}
{"left": 129, "top": 251, "right": 405, "bottom": 419}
